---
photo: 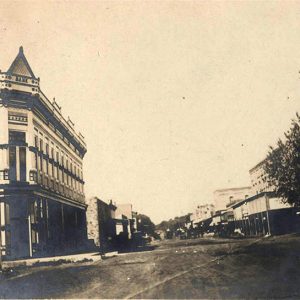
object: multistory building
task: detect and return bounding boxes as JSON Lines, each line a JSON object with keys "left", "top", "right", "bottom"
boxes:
{"left": 190, "top": 204, "right": 215, "bottom": 223}
{"left": 0, "top": 47, "right": 87, "bottom": 259}
{"left": 214, "top": 186, "right": 252, "bottom": 212}
{"left": 232, "top": 158, "right": 294, "bottom": 237}
{"left": 249, "top": 159, "right": 274, "bottom": 195}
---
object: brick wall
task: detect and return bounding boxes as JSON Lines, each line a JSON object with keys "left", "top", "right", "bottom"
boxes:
{"left": 86, "top": 197, "right": 100, "bottom": 247}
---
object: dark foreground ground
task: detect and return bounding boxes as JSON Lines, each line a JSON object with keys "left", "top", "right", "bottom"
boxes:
{"left": 1, "top": 234, "right": 300, "bottom": 299}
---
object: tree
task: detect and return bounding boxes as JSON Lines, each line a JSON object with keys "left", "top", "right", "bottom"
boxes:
{"left": 156, "top": 214, "right": 191, "bottom": 232}
{"left": 136, "top": 214, "right": 156, "bottom": 236}
{"left": 265, "top": 113, "right": 300, "bottom": 207}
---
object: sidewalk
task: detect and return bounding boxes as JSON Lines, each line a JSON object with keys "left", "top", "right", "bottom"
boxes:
{"left": 1, "top": 251, "right": 101, "bottom": 269}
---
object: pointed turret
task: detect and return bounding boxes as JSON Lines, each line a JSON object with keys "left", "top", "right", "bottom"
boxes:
{"left": 7, "top": 46, "right": 37, "bottom": 79}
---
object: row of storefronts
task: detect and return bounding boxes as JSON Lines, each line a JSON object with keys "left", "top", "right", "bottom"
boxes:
{"left": 192, "top": 195, "right": 300, "bottom": 238}
{"left": 190, "top": 162, "right": 300, "bottom": 237}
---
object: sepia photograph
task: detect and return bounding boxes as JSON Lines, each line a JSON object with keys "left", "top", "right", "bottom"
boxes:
{"left": 1, "top": 0, "right": 300, "bottom": 298}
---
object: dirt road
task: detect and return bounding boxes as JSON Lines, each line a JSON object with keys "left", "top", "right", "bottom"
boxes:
{"left": 0, "top": 235, "right": 300, "bottom": 298}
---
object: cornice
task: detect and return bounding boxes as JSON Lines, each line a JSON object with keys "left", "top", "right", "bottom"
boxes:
{"left": 0, "top": 89, "right": 87, "bottom": 157}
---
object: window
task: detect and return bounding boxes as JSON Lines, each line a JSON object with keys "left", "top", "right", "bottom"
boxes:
{"left": 43, "top": 158, "right": 47, "bottom": 174}
{"left": 0, "top": 170, "right": 8, "bottom": 180}
{"left": 40, "top": 139, "right": 43, "bottom": 152}
{"left": 9, "top": 131, "right": 26, "bottom": 144}
{"left": 34, "top": 136, "right": 38, "bottom": 148}
{"left": 45, "top": 143, "right": 49, "bottom": 156}
{"left": 29, "top": 170, "right": 37, "bottom": 182}
{"left": 53, "top": 165, "right": 56, "bottom": 179}
{"left": 34, "top": 152, "right": 38, "bottom": 170}
{"left": 45, "top": 159, "right": 49, "bottom": 175}
{"left": 19, "top": 147, "right": 26, "bottom": 181}
{"left": 9, "top": 146, "right": 16, "bottom": 180}
{"left": 40, "top": 155, "right": 43, "bottom": 172}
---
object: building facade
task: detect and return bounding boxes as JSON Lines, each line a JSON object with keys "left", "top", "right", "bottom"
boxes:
{"left": 232, "top": 158, "right": 299, "bottom": 236}
{"left": 249, "top": 158, "right": 273, "bottom": 195}
{"left": 115, "top": 203, "right": 135, "bottom": 238}
{"left": 232, "top": 192, "right": 297, "bottom": 236}
{"left": 0, "top": 47, "right": 87, "bottom": 259}
{"left": 86, "top": 198, "right": 138, "bottom": 252}
{"left": 190, "top": 204, "right": 215, "bottom": 223}
{"left": 86, "top": 197, "right": 117, "bottom": 251}
{"left": 213, "top": 186, "right": 252, "bottom": 212}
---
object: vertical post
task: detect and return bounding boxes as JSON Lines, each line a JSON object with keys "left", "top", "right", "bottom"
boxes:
{"left": 241, "top": 218, "right": 245, "bottom": 234}
{"left": 0, "top": 199, "right": 2, "bottom": 270}
{"left": 247, "top": 217, "right": 251, "bottom": 235}
{"left": 254, "top": 215, "right": 258, "bottom": 236}
{"left": 242, "top": 218, "right": 246, "bottom": 235}
{"left": 260, "top": 211, "right": 265, "bottom": 235}
{"left": 61, "top": 204, "right": 65, "bottom": 249}
{"left": 265, "top": 195, "right": 271, "bottom": 235}
{"left": 28, "top": 200, "right": 33, "bottom": 257}
{"left": 16, "top": 146, "right": 20, "bottom": 181}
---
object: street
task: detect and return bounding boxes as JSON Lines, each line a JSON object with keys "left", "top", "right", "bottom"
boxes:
{"left": 1, "top": 235, "right": 300, "bottom": 299}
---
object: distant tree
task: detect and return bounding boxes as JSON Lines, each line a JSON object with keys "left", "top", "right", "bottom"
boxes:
{"left": 136, "top": 214, "right": 156, "bottom": 236}
{"left": 265, "top": 113, "right": 300, "bottom": 206}
{"left": 156, "top": 220, "right": 169, "bottom": 232}
{"left": 156, "top": 213, "right": 191, "bottom": 232}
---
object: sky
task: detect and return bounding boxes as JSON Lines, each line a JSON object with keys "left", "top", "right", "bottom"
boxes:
{"left": 1, "top": 1, "right": 300, "bottom": 223}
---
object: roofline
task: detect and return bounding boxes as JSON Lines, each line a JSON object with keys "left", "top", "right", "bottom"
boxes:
{"left": 231, "top": 191, "right": 276, "bottom": 209}
{"left": 249, "top": 157, "right": 268, "bottom": 173}
{"left": 89, "top": 196, "right": 118, "bottom": 210}
{"left": 196, "top": 203, "right": 215, "bottom": 208}
{"left": 214, "top": 186, "right": 252, "bottom": 193}
{"left": 38, "top": 89, "right": 87, "bottom": 148}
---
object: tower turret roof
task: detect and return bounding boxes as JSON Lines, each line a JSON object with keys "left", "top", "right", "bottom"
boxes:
{"left": 7, "top": 46, "right": 36, "bottom": 78}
